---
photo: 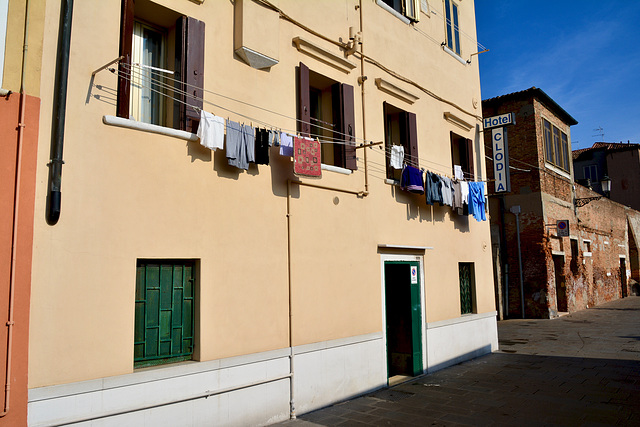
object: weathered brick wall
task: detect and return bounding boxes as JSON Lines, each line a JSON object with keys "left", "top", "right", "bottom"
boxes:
{"left": 485, "top": 92, "right": 638, "bottom": 318}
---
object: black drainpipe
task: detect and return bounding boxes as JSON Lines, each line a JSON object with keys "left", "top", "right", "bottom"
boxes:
{"left": 46, "top": 0, "right": 74, "bottom": 225}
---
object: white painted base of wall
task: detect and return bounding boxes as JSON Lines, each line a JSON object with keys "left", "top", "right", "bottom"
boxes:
{"left": 425, "top": 311, "right": 498, "bottom": 372}
{"left": 28, "top": 315, "right": 496, "bottom": 427}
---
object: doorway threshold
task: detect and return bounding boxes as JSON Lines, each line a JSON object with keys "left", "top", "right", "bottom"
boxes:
{"left": 388, "top": 375, "right": 413, "bottom": 387}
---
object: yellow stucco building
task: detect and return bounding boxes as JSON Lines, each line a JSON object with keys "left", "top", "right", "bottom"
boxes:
{"left": 20, "top": 0, "right": 496, "bottom": 425}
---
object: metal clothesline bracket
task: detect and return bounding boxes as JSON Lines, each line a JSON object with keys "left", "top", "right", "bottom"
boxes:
{"left": 91, "top": 56, "right": 124, "bottom": 77}
{"left": 355, "top": 141, "right": 383, "bottom": 150}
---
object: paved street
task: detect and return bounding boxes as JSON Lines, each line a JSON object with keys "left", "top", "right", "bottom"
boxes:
{"left": 280, "top": 297, "right": 640, "bottom": 426}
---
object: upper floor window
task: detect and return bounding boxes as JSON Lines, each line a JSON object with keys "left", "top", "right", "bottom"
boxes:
{"left": 450, "top": 132, "right": 474, "bottom": 180}
{"left": 384, "top": 102, "right": 418, "bottom": 180}
{"left": 542, "top": 118, "right": 570, "bottom": 171}
{"left": 583, "top": 165, "right": 598, "bottom": 183}
{"left": 118, "top": 0, "right": 205, "bottom": 133}
{"left": 378, "top": 0, "right": 420, "bottom": 22}
{"left": 444, "top": 0, "right": 460, "bottom": 55}
{"left": 298, "top": 62, "right": 357, "bottom": 171}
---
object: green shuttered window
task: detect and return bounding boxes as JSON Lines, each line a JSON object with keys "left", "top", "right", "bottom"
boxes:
{"left": 459, "top": 262, "right": 475, "bottom": 315}
{"left": 135, "top": 260, "right": 195, "bottom": 368}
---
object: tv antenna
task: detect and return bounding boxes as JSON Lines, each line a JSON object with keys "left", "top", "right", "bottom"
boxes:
{"left": 592, "top": 126, "right": 604, "bottom": 140}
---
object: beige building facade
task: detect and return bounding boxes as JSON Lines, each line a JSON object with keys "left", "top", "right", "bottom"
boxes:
{"left": 26, "top": 0, "right": 496, "bottom": 425}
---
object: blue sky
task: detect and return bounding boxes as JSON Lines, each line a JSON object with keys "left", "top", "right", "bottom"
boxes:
{"left": 474, "top": 1, "right": 640, "bottom": 150}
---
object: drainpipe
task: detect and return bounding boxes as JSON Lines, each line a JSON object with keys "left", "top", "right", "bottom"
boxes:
{"left": 358, "top": 0, "right": 368, "bottom": 194}
{"left": 1, "top": 0, "right": 30, "bottom": 417}
{"left": 46, "top": 0, "right": 74, "bottom": 225}
{"left": 286, "top": 180, "right": 295, "bottom": 419}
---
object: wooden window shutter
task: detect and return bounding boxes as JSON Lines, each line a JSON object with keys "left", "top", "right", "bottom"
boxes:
{"left": 341, "top": 84, "right": 357, "bottom": 171}
{"left": 298, "top": 62, "right": 311, "bottom": 137}
{"left": 331, "top": 83, "right": 357, "bottom": 170}
{"left": 401, "top": 111, "right": 418, "bottom": 168}
{"left": 465, "top": 138, "right": 475, "bottom": 180}
{"left": 117, "top": 0, "right": 135, "bottom": 119}
{"left": 175, "top": 16, "right": 205, "bottom": 133}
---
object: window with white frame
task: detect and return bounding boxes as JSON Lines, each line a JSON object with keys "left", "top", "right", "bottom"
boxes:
{"left": 378, "top": 0, "right": 421, "bottom": 22}
{"left": 444, "top": 0, "right": 460, "bottom": 55}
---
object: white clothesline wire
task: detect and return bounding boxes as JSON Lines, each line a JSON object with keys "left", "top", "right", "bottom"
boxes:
{"left": 103, "top": 65, "right": 483, "bottom": 181}
{"left": 119, "top": 63, "right": 361, "bottom": 143}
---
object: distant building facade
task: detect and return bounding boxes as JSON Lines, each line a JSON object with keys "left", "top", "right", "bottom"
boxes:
{"left": 483, "top": 88, "right": 640, "bottom": 319}
{"left": 573, "top": 142, "right": 640, "bottom": 211}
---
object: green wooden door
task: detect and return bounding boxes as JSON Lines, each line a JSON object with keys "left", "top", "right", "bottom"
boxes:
{"left": 384, "top": 261, "right": 423, "bottom": 377}
{"left": 408, "top": 261, "right": 423, "bottom": 376}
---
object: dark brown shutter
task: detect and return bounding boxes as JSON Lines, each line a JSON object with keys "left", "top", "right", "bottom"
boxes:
{"left": 465, "top": 138, "right": 474, "bottom": 180}
{"left": 175, "top": 16, "right": 205, "bottom": 132}
{"left": 341, "top": 83, "right": 357, "bottom": 171}
{"left": 331, "top": 83, "right": 357, "bottom": 171}
{"left": 298, "top": 62, "right": 311, "bottom": 137}
{"left": 401, "top": 111, "right": 418, "bottom": 168}
{"left": 116, "top": 0, "right": 135, "bottom": 118}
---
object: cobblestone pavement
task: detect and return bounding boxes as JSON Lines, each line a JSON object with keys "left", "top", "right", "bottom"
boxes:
{"left": 279, "top": 296, "right": 640, "bottom": 426}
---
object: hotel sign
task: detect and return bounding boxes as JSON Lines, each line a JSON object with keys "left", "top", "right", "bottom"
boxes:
{"left": 483, "top": 113, "right": 515, "bottom": 129}
{"left": 485, "top": 113, "right": 515, "bottom": 193}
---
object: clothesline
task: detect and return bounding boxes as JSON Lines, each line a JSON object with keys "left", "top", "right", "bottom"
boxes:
{"left": 111, "top": 65, "right": 368, "bottom": 148}
{"left": 105, "top": 65, "right": 489, "bottom": 183}
{"left": 119, "top": 62, "right": 356, "bottom": 143}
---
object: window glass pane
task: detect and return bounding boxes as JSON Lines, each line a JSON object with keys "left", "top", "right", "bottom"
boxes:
{"left": 452, "top": 2, "right": 460, "bottom": 54}
{"left": 553, "top": 127, "right": 561, "bottom": 167}
{"left": 543, "top": 120, "right": 553, "bottom": 163}
{"left": 445, "top": 0, "right": 453, "bottom": 50}
{"left": 561, "top": 132, "right": 569, "bottom": 170}
{"left": 131, "top": 22, "right": 165, "bottom": 126}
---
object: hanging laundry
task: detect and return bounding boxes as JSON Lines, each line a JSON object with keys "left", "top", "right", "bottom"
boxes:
{"left": 226, "top": 120, "right": 247, "bottom": 170}
{"left": 269, "top": 130, "right": 280, "bottom": 147}
{"left": 255, "top": 128, "right": 270, "bottom": 165}
{"left": 468, "top": 182, "right": 486, "bottom": 221}
{"left": 454, "top": 165, "right": 464, "bottom": 180}
{"left": 400, "top": 165, "right": 424, "bottom": 194}
{"left": 280, "top": 132, "right": 294, "bottom": 157}
{"left": 390, "top": 145, "right": 404, "bottom": 169}
{"left": 293, "top": 136, "right": 322, "bottom": 178}
{"left": 441, "top": 176, "right": 453, "bottom": 207}
{"left": 458, "top": 180, "right": 469, "bottom": 215}
{"left": 226, "top": 120, "right": 254, "bottom": 170}
{"left": 197, "top": 110, "right": 225, "bottom": 151}
{"left": 245, "top": 124, "right": 256, "bottom": 164}
{"left": 452, "top": 180, "right": 463, "bottom": 210}
{"left": 425, "top": 171, "right": 443, "bottom": 205}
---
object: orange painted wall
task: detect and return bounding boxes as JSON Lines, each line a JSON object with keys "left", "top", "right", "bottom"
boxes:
{"left": 0, "top": 93, "right": 40, "bottom": 427}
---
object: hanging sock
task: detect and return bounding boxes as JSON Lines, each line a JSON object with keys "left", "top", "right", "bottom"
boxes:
{"left": 293, "top": 136, "right": 321, "bottom": 178}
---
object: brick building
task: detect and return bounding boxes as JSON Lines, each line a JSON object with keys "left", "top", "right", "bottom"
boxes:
{"left": 483, "top": 88, "right": 640, "bottom": 319}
